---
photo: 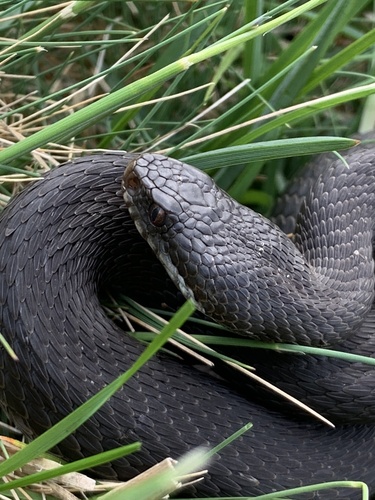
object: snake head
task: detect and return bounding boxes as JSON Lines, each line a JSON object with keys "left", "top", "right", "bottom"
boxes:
{"left": 122, "top": 151, "right": 375, "bottom": 344}
{"left": 122, "top": 153, "right": 335, "bottom": 341}
{"left": 122, "top": 153, "right": 235, "bottom": 313}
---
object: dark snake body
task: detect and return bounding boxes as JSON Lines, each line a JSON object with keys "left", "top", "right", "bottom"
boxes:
{"left": 0, "top": 147, "right": 375, "bottom": 498}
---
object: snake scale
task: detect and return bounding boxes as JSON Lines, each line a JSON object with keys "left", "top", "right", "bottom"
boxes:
{"left": 0, "top": 142, "right": 375, "bottom": 498}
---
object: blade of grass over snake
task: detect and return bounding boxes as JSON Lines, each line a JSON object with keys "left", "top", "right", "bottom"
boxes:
{"left": 203, "top": 422, "right": 253, "bottom": 460}
{"left": 183, "top": 137, "right": 357, "bottom": 170}
{"left": 99, "top": 448, "right": 209, "bottom": 500}
{"left": 0, "top": 300, "right": 195, "bottom": 478}
{"left": 190, "top": 336, "right": 375, "bottom": 367}
{"left": 253, "top": 481, "right": 369, "bottom": 499}
{"left": 0, "top": 332, "right": 18, "bottom": 360}
{"left": 0, "top": 443, "right": 140, "bottom": 493}
{"left": 123, "top": 300, "right": 334, "bottom": 428}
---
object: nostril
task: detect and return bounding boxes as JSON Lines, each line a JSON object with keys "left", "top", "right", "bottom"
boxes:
{"left": 124, "top": 171, "right": 140, "bottom": 192}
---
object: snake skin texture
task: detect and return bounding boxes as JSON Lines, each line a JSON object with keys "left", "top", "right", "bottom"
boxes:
{"left": 0, "top": 147, "right": 374, "bottom": 499}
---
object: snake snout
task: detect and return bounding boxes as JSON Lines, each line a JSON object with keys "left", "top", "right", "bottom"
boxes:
{"left": 122, "top": 159, "right": 141, "bottom": 207}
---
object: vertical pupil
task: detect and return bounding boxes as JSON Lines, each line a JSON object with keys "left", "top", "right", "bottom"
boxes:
{"left": 149, "top": 204, "right": 165, "bottom": 227}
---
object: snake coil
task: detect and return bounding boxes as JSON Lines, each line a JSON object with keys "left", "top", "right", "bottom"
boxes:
{"left": 0, "top": 145, "right": 375, "bottom": 498}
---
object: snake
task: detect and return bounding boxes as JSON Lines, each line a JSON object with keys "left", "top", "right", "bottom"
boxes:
{"left": 0, "top": 143, "right": 375, "bottom": 499}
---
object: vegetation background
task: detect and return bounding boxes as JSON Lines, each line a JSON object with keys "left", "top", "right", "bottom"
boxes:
{"left": 0, "top": 0, "right": 374, "bottom": 498}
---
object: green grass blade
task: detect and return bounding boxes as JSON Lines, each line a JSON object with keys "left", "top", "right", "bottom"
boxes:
{"left": 0, "top": 443, "right": 140, "bottom": 492}
{"left": 0, "top": 0, "right": 326, "bottom": 165}
{"left": 183, "top": 137, "right": 357, "bottom": 170}
{"left": 7, "top": 1, "right": 98, "bottom": 44}
{"left": 303, "top": 27, "right": 375, "bottom": 94}
{"left": 253, "top": 481, "right": 369, "bottom": 499}
{"left": 191, "top": 335, "right": 375, "bottom": 367}
{"left": 268, "top": 0, "right": 369, "bottom": 107}
{"left": 232, "top": 83, "right": 375, "bottom": 146}
{"left": 0, "top": 300, "right": 195, "bottom": 479}
{"left": 100, "top": 448, "right": 209, "bottom": 500}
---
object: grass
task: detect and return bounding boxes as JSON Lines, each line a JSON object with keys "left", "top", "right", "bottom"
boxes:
{"left": 0, "top": 0, "right": 374, "bottom": 498}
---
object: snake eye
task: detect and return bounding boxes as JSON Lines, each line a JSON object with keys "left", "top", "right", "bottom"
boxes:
{"left": 149, "top": 203, "right": 166, "bottom": 227}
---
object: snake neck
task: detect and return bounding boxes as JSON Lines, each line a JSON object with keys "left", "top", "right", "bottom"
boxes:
{"left": 198, "top": 202, "right": 374, "bottom": 347}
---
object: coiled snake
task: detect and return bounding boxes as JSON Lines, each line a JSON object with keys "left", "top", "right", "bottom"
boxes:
{"left": 0, "top": 143, "right": 375, "bottom": 498}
